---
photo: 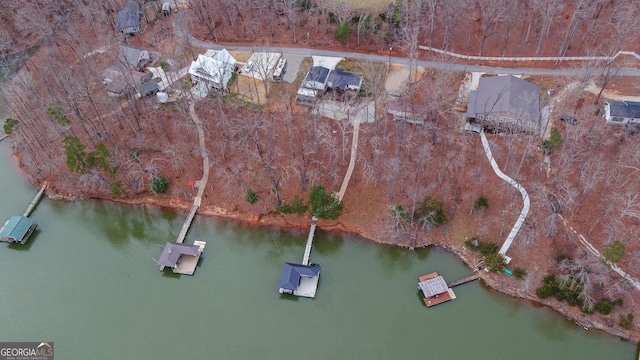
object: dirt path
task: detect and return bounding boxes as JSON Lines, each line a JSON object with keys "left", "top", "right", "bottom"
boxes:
{"left": 337, "top": 119, "right": 360, "bottom": 201}
{"left": 559, "top": 215, "right": 640, "bottom": 291}
{"left": 189, "top": 101, "right": 209, "bottom": 206}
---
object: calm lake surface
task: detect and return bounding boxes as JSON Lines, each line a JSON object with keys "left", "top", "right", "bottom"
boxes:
{"left": 0, "top": 139, "right": 636, "bottom": 359}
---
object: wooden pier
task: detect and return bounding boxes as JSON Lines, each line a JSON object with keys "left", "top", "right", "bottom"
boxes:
{"left": 176, "top": 204, "right": 198, "bottom": 243}
{"left": 23, "top": 182, "right": 48, "bottom": 217}
{"left": 0, "top": 135, "right": 8, "bottom": 142}
{"left": 302, "top": 217, "right": 317, "bottom": 265}
{"left": 447, "top": 274, "right": 481, "bottom": 288}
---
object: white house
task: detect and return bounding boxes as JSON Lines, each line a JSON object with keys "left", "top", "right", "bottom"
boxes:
{"left": 188, "top": 49, "right": 237, "bottom": 95}
{"left": 604, "top": 100, "right": 640, "bottom": 124}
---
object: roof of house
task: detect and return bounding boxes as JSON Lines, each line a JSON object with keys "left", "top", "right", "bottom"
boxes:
{"left": 278, "top": 263, "right": 321, "bottom": 291}
{"left": 418, "top": 276, "right": 449, "bottom": 297}
{"left": 106, "top": 71, "right": 150, "bottom": 94}
{"left": 607, "top": 100, "right": 640, "bottom": 119}
{"left": 115, "top": 1, "right": 142, "bottom": 33}
{"left": 467, "top": 75, "right": 540, "bottom": 124}
{"left": 118, "top": 45, "right": 149, "bottom": 69}
{"left": 386, "top": 100, "right": 428, "bottom": 115}
{"left": 157, "top": 242, "right": 201, "bottom": 268}
{"left": 327, "top": 68, "right": 363, "bottom": 91}
{"left": 0, "top": 216, "right": 36, "bottom": 241}
{"left": 302, "top": 66, "right": 330, "bottom": 90}
{"left": 138, "top": 80, "right": 159, "bottom": 96}
{"left": 189, "top": 52, "right": 236, "bottom": 88}
{"left": 240, "top": 52, "right": 281, "bottom": 80}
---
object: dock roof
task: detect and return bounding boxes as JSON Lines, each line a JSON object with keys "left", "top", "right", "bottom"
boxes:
{"left": 418, "top": 276, "right": 449, "bottom": 297}
{"left": 278, "top": 263, "right": 320, "bottom": 291}
{"left": 158, "top": 242, "right": 201, "bottom": 268}
{"left": 0, "top": 216, "right": 36, "bottom": 242}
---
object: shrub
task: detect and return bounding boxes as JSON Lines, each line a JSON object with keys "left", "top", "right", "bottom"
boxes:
{"left": 110, "top": 182, "right": 123, "bottom": 197}
{"left": 309, "top": 184, "right": 343, "bottom": 220}
{"left": 478, "top": 242, "right": 499, "bottom": 256}
{"left": 464, "top": 237, "right": 480, "bottom": 250}
{"left": 536, "top": 275, "right": 559, "bottom": 299}
{"left": 513, "top": 267, "right": 527, "bottom": 279}
{"left": 484, "top": 252, "right": 507, "bottom": 273}
{"left": 277, "top": 195, "right": 308, "bottom": 215}
{"left": 3, "top": 118, "right": 18, "bottom": 135}
{"left": 414, "top": 195, "right": 447, "bottom": 229}
{"left": 151, "top": 176, "right": 169, "bottom": 194}
{"left": 602, "top": 240, "right": 625, "bottom": 265}
{"left": 620, "top": 314, "right": 634, "bottom": 330}
{"left": 390, "top": 205, "right": 411, "bottom": 228}
{"left": 245, "top": 188, "right": 258, "bottom": 204}
{"left": 62, "top": 135, "right": 88, "bottom": 174}
{"left": 474, "top": 196, "right": 489, "bottom": 210}
{"left": 595, "top": 299, "right": 613, "bottom": 315}
{"left": 47, "top": 102, "right": 71, "bottom": 126}
{"left": 335, "top": 22, "right": 351, "bottom": 43}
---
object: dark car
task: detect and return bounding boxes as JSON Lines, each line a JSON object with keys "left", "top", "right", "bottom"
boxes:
{"left": 560, "top": 115, "right": 578, "bottom": 125}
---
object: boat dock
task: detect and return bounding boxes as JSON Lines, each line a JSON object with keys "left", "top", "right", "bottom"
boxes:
{"left": 0, "top": 182, "right": 47, "bottom": 245}
{"left": 24, "top": 182, "right": 48, "bottom": 217}
{"left": 0, "top": 135, "right": 8, "bottom": 142}
{"left": 278, "top": 217, "right": 321, "bottom": 298}
{"left": 418, "top": 272, "right": 457, "bottom": 307}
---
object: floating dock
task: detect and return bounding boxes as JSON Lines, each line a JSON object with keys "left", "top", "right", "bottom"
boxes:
{"left": 157, "top": 240, "right": 206, "bottom": 275}
{"left": 418, "top": 272, "right": 456, "bottom": 307}
{"left": 0, "top": 182, "right": 47, "bottom": 245}
{"left": 418, "top": 272, "right": 482, "bottom": 307}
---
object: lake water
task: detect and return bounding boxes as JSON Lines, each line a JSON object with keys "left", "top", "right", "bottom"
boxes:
{"left": 0, "top": 130, "right": 636, "bottom": 359}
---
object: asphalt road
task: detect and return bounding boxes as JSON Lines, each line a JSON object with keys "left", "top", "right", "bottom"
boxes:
{"left": 175, "top": 18, "right": 640, "bottom": 77}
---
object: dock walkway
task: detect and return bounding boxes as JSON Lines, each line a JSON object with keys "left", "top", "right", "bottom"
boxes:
{"left": 176, "top": 205, "right": 199, "bottom": 244}
{"left": 302, "top": 217, "right": 317, "bottom": 265}
{"left": 0, "top": 135, "right": 8, "bottom": 142}
{"left": 447, "top": 274, "right": 481, "bottom": 288}
{"left": 24, "top": 182, "right": 48, "bottom": 217}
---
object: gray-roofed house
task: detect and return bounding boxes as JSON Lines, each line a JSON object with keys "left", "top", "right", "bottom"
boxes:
{"left": 116, "top": 1, "right": 142, "bottom": 35}
{"left": 386, "top": 100, "right": 428, "bottom": 125}
{"left": 138, "top": 80, "right": 159, "bottom": 98}
{"left": 278, "top": 262, "right": 321, "bottom": 296}
{"left": 327, "top": 68, "right": 363, "bottom": 92}
{"left": 302, "top": 66, "right": 331, "bottom": 91}
{"left": 604, "top": 100, "right": 640, "bottom": 124}
{"left": 467, "top": 75, "right": 540, "bottom": 133}
{"left": 157, "top": 241, "right": 206, "bottom": 275}
{"left": 0, "top": 216, "right": 37, "bottom": 244}
{"left": 118, "top": 45, "right": 151, "bottom": 71}
{"left": 106, "top": 71, "right": 151, "bottom": 97}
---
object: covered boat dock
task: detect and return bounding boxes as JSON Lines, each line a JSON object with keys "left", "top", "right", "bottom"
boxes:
{"left": 0, "top": 216, "right": 37, "bottom": 244}
{"left": 157, "top": 241, "right": 206, "bottom": 275}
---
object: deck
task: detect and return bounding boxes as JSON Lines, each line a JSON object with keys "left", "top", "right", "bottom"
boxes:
{"left": 172, "top": 241, "right": 206, "bottom": 275}
{"left": 292, "top": 275, "right": 319, "bottom": 298}
{"left": 424, "top": 289, "right": 457, "bottom": 307}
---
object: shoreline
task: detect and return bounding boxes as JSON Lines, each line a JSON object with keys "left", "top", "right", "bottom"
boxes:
{"left": 44, "top": 185, "right": 640, "bottom": 344}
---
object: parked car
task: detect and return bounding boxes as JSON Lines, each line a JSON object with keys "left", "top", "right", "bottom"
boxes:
{"left": 560, "top": 115, "right": 578, "bottom": 125}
